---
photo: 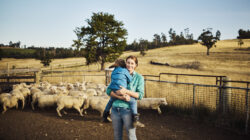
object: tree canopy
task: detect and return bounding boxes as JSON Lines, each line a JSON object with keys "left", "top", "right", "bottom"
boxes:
{"left": 74, "top": 12, "right": 127, "bottom": 70}
{"left": 198, "top": 29, "right": 221, "bottom": 55}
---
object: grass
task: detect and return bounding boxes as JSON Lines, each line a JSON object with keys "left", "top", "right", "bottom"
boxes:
{"left": 0, "top": 39, "right": 249, "bottom": 131}
{"left": 0, "top": 39, "right": 249, "bottom": 83}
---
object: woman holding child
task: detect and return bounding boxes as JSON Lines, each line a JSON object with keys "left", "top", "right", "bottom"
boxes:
{"left": 105, "top": 55, "right": 144, "bottom": 140}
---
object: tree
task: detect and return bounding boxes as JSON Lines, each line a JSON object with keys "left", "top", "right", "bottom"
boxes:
{"left": 168, "top": 28, "right": 177, "bottom": 45}
{"left": 139, "top": 39, "right": 148, "bottom": 56}
{"left": 0, "top": 48, "right": 2, "bottom": 60}
{"left": 72, "top": 28, "right": 84, "bottom": 57}
{"left": 238, "top": 39, "right": 244, "bottom": 48}
{"left": 161, "top": 33, "right": 167, "bottom": 46}
{"left": 237, "top": 29, "right": 250, "bottom": 39}
{"left": 36, "top": 48, "right": 53, "bottom": 67}
{"left": 74, "top": 12, "right": 127, "bottom": 70}
{"left": 153, "top": 34, "right": 161, "bottom": 47}
{"left": 198, "top": 29, "right": 221, "bottom": 55}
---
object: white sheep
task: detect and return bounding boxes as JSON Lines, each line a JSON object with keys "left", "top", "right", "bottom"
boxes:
{"left": 56, "top": 95, "right": 88, "bottom": 117}
{"left": 86, "top": 88, "right": 97, "bottom": 96}
{"left": 87, "top": 96, "right": 110, "bottom": 117}
{"left": 10, "top": 88, "right": 25, "bottom": 109}
{"left": 31, "top": 91, "right": 48, "bottom": 110}
{"left": 68, "top": 90, "right": 86, "bottom": 97}
{"left": 30, "top": 87, "right": 41, "bottom": 95}
{"left": 0, "top": 93, "right": 19, "bottom": 114}
{"left": 137, "top": 98, "right": 168, "bottom": 114}
{"left": 96, "top": 83, "right": 107, "bottom": 92}
{"left": 37, "top": 94, "right": 63, "bottom": 109}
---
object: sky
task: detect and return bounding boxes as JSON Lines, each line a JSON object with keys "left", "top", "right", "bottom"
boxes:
{"left": 0, "top": 0, "right": 250, "bottom": 48}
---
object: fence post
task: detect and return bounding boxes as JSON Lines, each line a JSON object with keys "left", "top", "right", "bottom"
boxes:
{"left": 7, "top": 63, "right": 9, "bottom": 76}
{"left": 245, "top": 88, "right": 249, "bottom": 135}
{"left": 35, "top": 71, "right": 41, "bottom": 84}
{"left": 105, "top": 68, "right": 112, "bottom": 86}
{"left": 192, "top": 84, "right": 196, "bottom": 114}
{"left": 62, "top": 65, "right": 64, "bottom": 82}
{"left": 144, "top": 79, "right": 147, "bottom": 98}
{"left": 222, "top": 77, "right": 231, "bottom": 114}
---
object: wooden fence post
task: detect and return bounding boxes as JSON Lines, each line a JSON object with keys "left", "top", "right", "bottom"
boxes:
{"left": 222, "top": 77, "right": 231, "bottom": 113}
{"left": 7, "top": 63, "right": 9, "bottom": 76}
{"left": 105, "top": 68, "right": 112, "bottom": 86}
{"left": 35, "top": 71, "right": 41, "bottom": 84}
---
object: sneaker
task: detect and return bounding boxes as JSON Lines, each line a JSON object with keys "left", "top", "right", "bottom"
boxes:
{"left": 102, "top": 111, "right": 110, "bottom": 123}
{"left": 132, "top": 114, "right": 139, "bottom": 127}
{"left": 136, "top": 121, "right": 145, "bottom": 128}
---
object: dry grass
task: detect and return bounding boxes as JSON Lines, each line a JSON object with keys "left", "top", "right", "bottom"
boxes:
{"left": 0, "top": 39, "right": 249, "bottom": 83}
{"left": 0, "top": 39, "right": 249, "bottom": 114}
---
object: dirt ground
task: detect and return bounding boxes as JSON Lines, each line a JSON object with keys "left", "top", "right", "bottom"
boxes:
{"left": 0, "top": 106, "right": 249, "bottom": 140}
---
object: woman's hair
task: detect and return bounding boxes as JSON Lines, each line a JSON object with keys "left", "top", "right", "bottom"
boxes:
{"left": 109, "top": 59, "right": 126, "bottom": 68}
{"left": 126, "top": 55, "right": 138, "bottom": 66}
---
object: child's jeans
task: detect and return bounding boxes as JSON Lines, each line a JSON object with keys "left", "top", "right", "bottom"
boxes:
{"left": 104, "top": 97, "right": 138, "bottom": 115}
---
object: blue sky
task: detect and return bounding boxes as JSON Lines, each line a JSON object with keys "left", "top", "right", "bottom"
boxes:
{"left": 0, "top": 0, "right": 250, "bottom": 48}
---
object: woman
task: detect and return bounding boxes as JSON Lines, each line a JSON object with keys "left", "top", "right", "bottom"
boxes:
{"left": 106, "top": 55, "right": 144, "bottom": 140}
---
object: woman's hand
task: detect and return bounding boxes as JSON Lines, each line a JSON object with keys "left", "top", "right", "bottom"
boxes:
{"left": 116, "top": 86, "right": 128, "bottom": 96}
{"left": 123, "top": 94, "right": 130, "bottom": 102}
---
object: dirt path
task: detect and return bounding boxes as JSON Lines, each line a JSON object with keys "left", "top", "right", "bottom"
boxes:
{"left": 0, "top": 108, "right": 248, "bottom": 140}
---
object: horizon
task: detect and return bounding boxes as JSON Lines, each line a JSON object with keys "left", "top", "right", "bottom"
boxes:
{"left": 0, "top": 0, "right": 250, "bottom": 48}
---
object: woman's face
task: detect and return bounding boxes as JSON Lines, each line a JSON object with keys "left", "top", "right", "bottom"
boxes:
{"left": 126, "top": 58, "right": 137, "bottom": 74}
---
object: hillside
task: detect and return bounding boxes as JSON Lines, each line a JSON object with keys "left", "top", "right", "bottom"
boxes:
{"left": 0, "top": 39, "right": 250, "bottom": 81}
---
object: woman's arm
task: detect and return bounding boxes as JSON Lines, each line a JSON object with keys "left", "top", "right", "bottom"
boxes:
{"left": 117, "top": 74, "right": 144, "bottom": 100}
{"left": 110, "top": 91, "right": 130, "bottom": 101}
{"left": 117, "top": 87, "right": 139, "bottom": 99}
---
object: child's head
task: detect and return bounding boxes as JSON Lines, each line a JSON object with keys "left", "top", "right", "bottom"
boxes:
{"left": 109, "top": 59, "right": 126, "bottom": 68}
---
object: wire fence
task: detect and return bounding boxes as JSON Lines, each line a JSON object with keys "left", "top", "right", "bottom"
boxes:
{"left": 1, "top": 68, "right": 249, "bottom": 134}
{"left": 40, "top": 70, "right": 107, "bottom": 85}
{"left": 144, "top": 79, "right": 250, "bottom": 134}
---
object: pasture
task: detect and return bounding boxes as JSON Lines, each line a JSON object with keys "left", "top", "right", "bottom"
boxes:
{"left": 0, "top": 39, "right": 250, "bottom": 139}
{"left": 1, "top": 39, "right": 249, "bottom": 83}
{"left": 0, "top": 108, "right": 248, "bottom": 140}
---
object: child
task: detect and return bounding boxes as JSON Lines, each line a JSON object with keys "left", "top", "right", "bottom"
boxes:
{"left": 103, "top": 59, "right": 139, "bottom": 126}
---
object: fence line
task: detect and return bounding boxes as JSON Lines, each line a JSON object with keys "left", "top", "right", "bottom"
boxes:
{"left": 144, "top": 78, "right": 250, "bottom": 134}
{"left": 1, "top": 69, "right": 249, "bottom": 134}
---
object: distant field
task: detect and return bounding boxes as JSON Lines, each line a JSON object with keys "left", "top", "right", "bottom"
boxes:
{"left": 0, "top": 39, "right": 250, "bottom": 83}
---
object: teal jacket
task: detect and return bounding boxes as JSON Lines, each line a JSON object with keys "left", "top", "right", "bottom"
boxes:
{"left": 106, "top": 71, "right": 144, "bottom": 109}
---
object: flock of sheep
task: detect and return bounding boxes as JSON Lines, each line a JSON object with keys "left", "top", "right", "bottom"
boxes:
{"left": 0, "top": 81, "right": 168, "bottom": 120}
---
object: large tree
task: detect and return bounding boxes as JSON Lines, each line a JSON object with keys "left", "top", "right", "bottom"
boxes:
{"left": 198, "top": 29, "right": 221, "bottom": 55}
{"left": 74, "top": 12, "right": 127, "bottom": 70}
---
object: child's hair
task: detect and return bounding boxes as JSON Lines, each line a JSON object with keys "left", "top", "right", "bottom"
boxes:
{"left": 109, "top": 59, "right": 126, "bottom": 68}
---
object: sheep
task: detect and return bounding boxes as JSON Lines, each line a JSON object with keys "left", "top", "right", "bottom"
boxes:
{"left": 96, "top": 84, "right": 107, "bottom": 92}
{"left": 37, "top": 94, "right": 64, "bottom": 109}
{"left": 39, "top": 81, "right": 51, "bottom": 91}
{"left": 10, "top": 88, "right": 25, "bottom": 109}
{"left": 30, "top": 87, "right": 41, "bottom": 95}
{"left": 85, "top": 82, "right": 97, "bottom": 89}
{"left": 56, "top": 95, "right": 88, "bottom": 117}
{"left": 0, "top": 93, "right": 11, "bottom": 103}
{"left": 31, "top": 91, "right": 48, "bottom": 110}
{"left": 86, "top": 88, "right": 97, "bottom": 96}
{"left": 87, "top": 96, "right": 110, "bottom": 117}
{"left": 0, "top": 93, "right": 19, "bottom": 114}
{"left": 137, "top": 98, "right": 168, "bottom": 114}
{"left": 68, "top": 90, "right": 86, "bottom": 97}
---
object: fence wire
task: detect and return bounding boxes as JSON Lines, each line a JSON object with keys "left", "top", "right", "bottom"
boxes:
{"left": 145, "top": 79, "right": 250, "bottom": 134}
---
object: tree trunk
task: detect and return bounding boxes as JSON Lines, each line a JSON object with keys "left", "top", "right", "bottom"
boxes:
{"left": 101, "top": 61, "right": 105, "bottom": 70}
{"left": 207, "top": 48, "right": 210, "bottom": 55}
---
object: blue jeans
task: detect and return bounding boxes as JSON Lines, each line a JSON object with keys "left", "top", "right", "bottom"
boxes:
{"left": 111, "top": 107, "right": 137, "bottom": 140}
{"left": 105, "top": 97, "right": 137, "bottom": 114}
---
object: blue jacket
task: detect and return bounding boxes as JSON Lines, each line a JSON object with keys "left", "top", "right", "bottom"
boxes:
{"left": 109, "top": 67, "right": 132, "bottom": 91}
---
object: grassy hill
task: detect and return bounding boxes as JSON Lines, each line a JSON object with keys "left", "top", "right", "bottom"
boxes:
{"left": 0, "top": 39, "right": 249, "bottom": 82}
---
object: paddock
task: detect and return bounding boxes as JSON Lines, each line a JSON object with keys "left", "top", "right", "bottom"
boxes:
{"left": 0, "top": 107, "right": 248, "bottom": 140}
